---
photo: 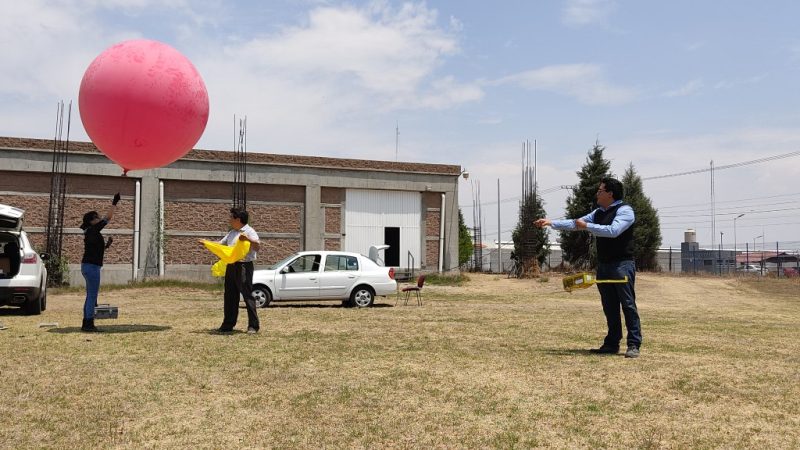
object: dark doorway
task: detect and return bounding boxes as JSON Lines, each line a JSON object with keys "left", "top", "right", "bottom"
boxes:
{"left": 384, "top": 227, "right": 400, "bottom": 266}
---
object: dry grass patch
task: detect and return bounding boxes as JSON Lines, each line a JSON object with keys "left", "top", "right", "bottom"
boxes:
{"left": 0, "top": 274, "right": 798, "bottom": 448}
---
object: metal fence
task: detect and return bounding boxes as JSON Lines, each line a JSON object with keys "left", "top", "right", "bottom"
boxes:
{"left": 468, "top": 242, "right": 800, "bottom": 278}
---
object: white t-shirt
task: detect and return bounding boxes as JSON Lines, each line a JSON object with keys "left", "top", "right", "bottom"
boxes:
{"left": 219, "top": 224, "right": 259, "bottom": 262}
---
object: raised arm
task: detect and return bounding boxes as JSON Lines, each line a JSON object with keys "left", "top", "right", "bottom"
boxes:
{"left": 104, "top": 193, "right": 120, "bottom": 222}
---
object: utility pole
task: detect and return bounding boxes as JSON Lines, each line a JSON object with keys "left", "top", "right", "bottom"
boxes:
{"left": 497, "top": 178, "right": 501, "bottom": 273}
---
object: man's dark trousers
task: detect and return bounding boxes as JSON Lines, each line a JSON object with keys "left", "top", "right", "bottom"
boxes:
{"left": 596, "top": 260, "right": 641, "bottom": 349}
{"left": 222, "top": 261, "right": 260, "bottom": 331}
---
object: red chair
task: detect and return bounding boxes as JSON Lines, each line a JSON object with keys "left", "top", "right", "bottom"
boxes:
{"left": 398, "top": 275, "right": 426, "bottom": 306}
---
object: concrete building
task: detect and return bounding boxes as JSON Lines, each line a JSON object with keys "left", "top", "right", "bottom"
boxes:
{"left": 680, "top": 229, "right": 736, "bottom": 274}
{"left": 0, "top": 137, "right": 462, "bottom": 286}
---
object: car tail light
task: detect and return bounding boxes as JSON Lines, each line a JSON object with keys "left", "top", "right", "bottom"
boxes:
{"left": 22, "top": 253, "right": 37, "bottom": 264}
{"left": 388, "top": 267, "right": 395, "bottom": 280}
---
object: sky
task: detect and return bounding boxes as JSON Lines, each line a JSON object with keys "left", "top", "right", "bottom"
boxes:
{"left": 2, "top": 0, "right": 799, "bottom": 250}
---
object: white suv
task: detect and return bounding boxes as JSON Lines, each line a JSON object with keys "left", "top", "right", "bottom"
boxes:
{"left": 0, "top": 204, "right": 49, "bottom": 315}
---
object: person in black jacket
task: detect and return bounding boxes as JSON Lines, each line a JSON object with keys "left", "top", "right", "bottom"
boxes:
{"left": 79, "top": 193, "right": 120, "bottom": 332}
{"left": 534, "top": 178, "right": 642, "bottom": 358}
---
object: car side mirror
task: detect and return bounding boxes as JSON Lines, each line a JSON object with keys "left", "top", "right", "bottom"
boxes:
{"left": 279, "top": 267, "right": 288, "bottom": 274}
{"left": 39, "top": 253, "right": 50, "bottom": 261}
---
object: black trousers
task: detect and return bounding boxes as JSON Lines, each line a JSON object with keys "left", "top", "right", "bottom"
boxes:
{"left": 222, "top": 261, "right": 260, "bottom": 330}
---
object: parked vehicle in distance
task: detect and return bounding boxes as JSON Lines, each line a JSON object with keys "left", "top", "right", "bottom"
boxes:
{"left": 0, "top": 204, "right": 49, "bottom": 315}
{"left": 736, "top": 264, "right": 767, "bottom": 275}
{"left": 251, "top": 251, "right": 397, "bottom": 308}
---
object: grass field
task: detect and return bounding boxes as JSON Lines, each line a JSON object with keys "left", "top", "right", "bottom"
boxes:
{"left": 1, "top": 273, "right": 798, "bottom": 448}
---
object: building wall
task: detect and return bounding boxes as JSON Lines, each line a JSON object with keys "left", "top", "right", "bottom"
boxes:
{"left": 163, "top": 180, "right": 304, "bottom": 266}
{"left": 1, "top": 170, "right": 137, "bottom": 265}
{"left": 1, "top": 138, "right": 461, "bottom": 285}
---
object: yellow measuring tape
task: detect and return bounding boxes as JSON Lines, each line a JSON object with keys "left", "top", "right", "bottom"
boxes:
{"left": 562, "top": 272, "right": 629, "bottom": 292}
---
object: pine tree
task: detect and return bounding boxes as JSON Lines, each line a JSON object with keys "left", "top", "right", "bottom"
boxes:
{"left": 512, "top": 188, "right": 549, "bottom": 276}
{"left": 560, "top": 142, "right": 612, "bottom": 268}
{"left": 622, "top": 163, "right": 662, "bottom": 270}
{"left": 457, "top": 209, "right": 473, "bottom": 268}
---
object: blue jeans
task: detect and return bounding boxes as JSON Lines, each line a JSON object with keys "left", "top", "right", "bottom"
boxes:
{"left": 596, "top": 260, "right": 642, "bottom": 348}
{"left": 81, "top": 263, "right": 101, "bottom": 319}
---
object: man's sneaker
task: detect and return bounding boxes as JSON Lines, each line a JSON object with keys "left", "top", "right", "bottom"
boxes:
{"left": 625, "top": 346, "right": 640, "bottom": 358}
{"left": 217, "top": 327, "right": 233, "bottom": 333}
{"left": 247, "top": 327, "right": 258, "bottom": 334}
{"left": 589, "top": 345, "right": 619, "bottom": 354}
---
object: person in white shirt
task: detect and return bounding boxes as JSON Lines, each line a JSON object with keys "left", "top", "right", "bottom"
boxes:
{"left": 217, "top": 208, "right": 261, "bottom": 334}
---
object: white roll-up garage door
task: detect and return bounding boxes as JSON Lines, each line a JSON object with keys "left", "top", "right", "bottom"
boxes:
{"left": 344, "top": 189, "right": 421, "bottom": 268}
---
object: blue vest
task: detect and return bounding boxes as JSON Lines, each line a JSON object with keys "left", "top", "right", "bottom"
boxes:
{"left": 593, "top": 203, "right": 635, "bottom": 263}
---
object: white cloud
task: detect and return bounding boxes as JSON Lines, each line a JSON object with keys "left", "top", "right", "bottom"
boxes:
{"left": 495, "top": 64, "right": 637, "bottom": 105}
{"left": 713, "top": 74, "right": 767, "bottom": 90}
{"left": 663, "top": 78, "right": 704, "bottom": 97}
{"left": 562, "top": 0, "right": 616, "bottom": 27}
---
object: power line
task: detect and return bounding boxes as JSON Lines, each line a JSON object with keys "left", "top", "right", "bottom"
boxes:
{"left": 659, "top": 206, "right": 800, "bottom": 219}
{"left": 459, "top": 150, "right": 800, "bottom": 210}
{"left": 657, "top": 193, "right": 800, "bottom": 210}
{"left": 642, "top": 150, "right": 800, "bottom": 181}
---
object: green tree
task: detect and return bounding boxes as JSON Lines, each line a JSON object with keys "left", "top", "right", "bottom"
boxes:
{"left": 457, "top": 209, "right": 473, "bottom": 267}
{"left": 622, "top": 163, "right": 662, "bottom": 270}
{"left": 512, "top": 188, "right": 549, "bottom": 276}
{"left": 560, "top": 141, "right": 612, "bottom": 268}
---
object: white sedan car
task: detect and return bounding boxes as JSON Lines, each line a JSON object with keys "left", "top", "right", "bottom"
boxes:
{"left": 251, "top": 251, "right": 397, "bottom": 308}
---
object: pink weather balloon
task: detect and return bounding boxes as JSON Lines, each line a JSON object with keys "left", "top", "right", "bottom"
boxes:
{"left": 78, "top": 39, "right": 209, "bottom": 174}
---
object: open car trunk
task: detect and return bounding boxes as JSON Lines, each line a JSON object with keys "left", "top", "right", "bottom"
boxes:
{"left": 0, "top": 235, "right": 22, "bottom": 278}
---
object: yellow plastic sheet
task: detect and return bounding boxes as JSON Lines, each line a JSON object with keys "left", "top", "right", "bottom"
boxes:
{"left": 202, "top": 239, "right": 251, "bottom": 277}
{"left": 202, "top": 239, "right": 251, "bottom": 263}
{"left": 211, "top": 259, "right": 227, "bottom": 277}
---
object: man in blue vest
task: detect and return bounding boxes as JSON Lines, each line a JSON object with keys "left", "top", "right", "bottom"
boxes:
{"left": 534, "top": 177, "right": 642, "bottom": 358}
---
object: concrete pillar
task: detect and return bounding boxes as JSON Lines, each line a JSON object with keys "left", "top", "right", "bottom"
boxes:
{"left": 443, "top": 189, "right": 459, "bottom": 272}
{"left": 304, "top": 184, "right": 322, "bottom": 250}
{"left": 138, "top": 174, "right": 161, "bottom": 278}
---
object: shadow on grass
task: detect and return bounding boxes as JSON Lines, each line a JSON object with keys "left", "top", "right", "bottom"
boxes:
{"left": 47, "top": 324, "right": 171, "bottom": 334}
{"left": 0, "top": 308, "right": 29, "bottom": 316}
{"left": 192, "top": 329, "right": 248, "bottom": 335}
{"left": 543, "top": 348, "right": 618, "bottom": 356}
{"left": 264, "top": 303, "right": 394, "bottom": 309}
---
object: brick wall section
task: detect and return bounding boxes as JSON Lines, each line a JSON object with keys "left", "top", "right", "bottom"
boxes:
{"left": 0, "top": 171, "right": 136, "bottom": 197}
{"left": 0, "top": 194, "right": 49, "bottom": 228}
{"left": 165, "top": 202, "right": 301, "bottom": 234}
{"left": 325, "top": 239, "right": 340, "bottom": 251}
{"left": 321, "top": 187, "right": 345, "bottom": 203}
{"left": 261, "top": 239, "right": 302, "bottom": 265}
{"left": 66, "top": 197, "right": 135, "bottom": 230}
{"left": 426, "top": 240, "right": 439, "bottom": 269}
{"left": 166, "top": 236, "right": 221, "bottom": 265}
{"left": 325, "top": 207, "right": 341, "bottom": 234}
{"left": 165, "top": 202, "right": 229, "bottom": 231}
{"left": 425, "top": 210, "right": 441, "bottom": 237}
{"left": 0, "top": 194, "right": 134, "bottom": 230}
{"left": 423, "top": 192, "right": 443, "bottom": 208}
{"left": 27, "top": 233, "right": 133, "bottom": 264}
{"left": 165, "top": 180, "right": 304, "bottom": 202}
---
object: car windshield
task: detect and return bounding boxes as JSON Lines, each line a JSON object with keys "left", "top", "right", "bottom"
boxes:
{"left": 267, "top": 254, "right": 297, "bottom": 270}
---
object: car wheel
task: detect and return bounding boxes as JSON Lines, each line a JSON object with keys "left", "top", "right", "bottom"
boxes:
{"left": 40, "top": 289, "right": 47, "bottom": 312}
{"left": 349, "top": 286, "right": 375, "bottom": 308}
{"left": 252, "top": 285, "right": 272, "bottom": 308}
{"left": 24, "top": 295, "right": 42, "bottom": 315}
